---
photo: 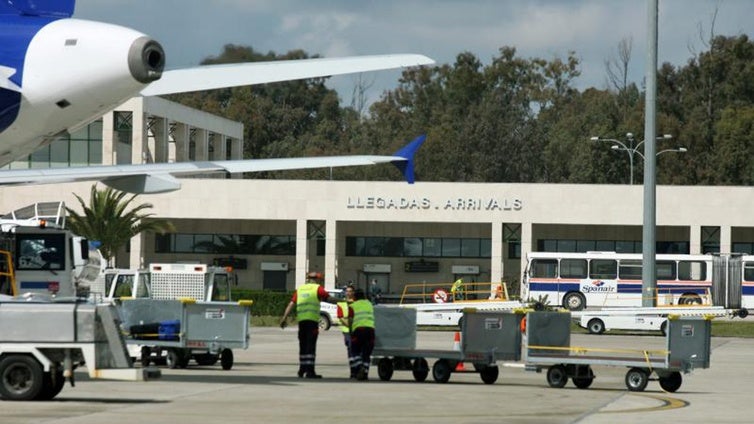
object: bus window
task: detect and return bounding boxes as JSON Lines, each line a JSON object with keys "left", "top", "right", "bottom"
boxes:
{"left": 589, "top": 259, "right": 617, "bottom": 279}
{"left": 561, "top": 259, "right": 587, "bottom": 279}
{"left": 678, "top": 261, "right": 706, "bottom": 281}
{"left": 657, "top": 261, "right": 677, "bottom": 280}
{"left": 530, "top": 259, "right": 557, "bottom": 278}
{"left": 744, "top": 262, "right": 754, "bottom": 282}
{"left": 618, "top": 259, "right": 642, "bottom": 279}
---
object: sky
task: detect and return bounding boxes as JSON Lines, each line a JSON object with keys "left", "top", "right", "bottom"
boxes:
{"left": 74, "top": 0, "right": 754, "bottom": 107}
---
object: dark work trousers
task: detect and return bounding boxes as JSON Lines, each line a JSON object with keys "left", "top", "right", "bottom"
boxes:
{"left": 343, "top": 332, "right": 358, "bottom": 377}
{"left": 350, "top": 327, "right": 375, "bottom": 378}
{"left": 298, "top": 320, "right": 320, "bottom": 375}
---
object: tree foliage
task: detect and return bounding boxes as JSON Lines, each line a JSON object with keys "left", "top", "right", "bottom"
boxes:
{"left": 171, "top": 33, "right": 754, "bottom": 186}
{"left": 66, "top": 185, "right": 175, "bottom": 263}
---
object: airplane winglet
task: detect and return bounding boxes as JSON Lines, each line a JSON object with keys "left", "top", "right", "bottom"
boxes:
{"left": 391, "top": 134, "right": 426, "bottom": 184}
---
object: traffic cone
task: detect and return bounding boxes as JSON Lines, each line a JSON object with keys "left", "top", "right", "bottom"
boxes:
{"left": 452, "top": 332, "right": 466, "bottom": 371}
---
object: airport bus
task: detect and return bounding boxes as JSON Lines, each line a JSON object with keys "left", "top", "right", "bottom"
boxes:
{"left": 522, "top": 251, "right": 754, "bottom": 310}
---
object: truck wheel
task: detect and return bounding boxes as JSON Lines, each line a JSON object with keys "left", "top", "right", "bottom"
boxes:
{"left": 377, "top": 358, "right": 393, "bottom": 381}
{"left": 587, "top": 318, "right": 605, "bottom": 335}
{"left": 546, "top": 365, "right": 568, "bottom": 388}
{"left": 0, "top": 355, "right": 44, "bottom": 401}
{"left": 479, "top": 365, "right": 499, "bottom": 384}
{"left": 412, "top": 358, "right": 429, "bottom": 382}
{"left": 625, "top": 368, "right": 649, "bottom": 392}
{"left": 35, "top": 371, "right": 65, "bottom": 400}
{"left": 141, "top": 346, "right": 151, "bottom": 367}
{"left": 563, "top": 292, "right": 586, "bottom": 311}
{"left": 220, "top": 349, "right": 234, "bottom": 370}
{"left": 319, "top": 313, "right": 332, "bottom": 331}
{"left": 432, "top": 359, "right": 452, "bottom": 383}
{"left": 658, "top": 371, "right": 682, "bottom": 392}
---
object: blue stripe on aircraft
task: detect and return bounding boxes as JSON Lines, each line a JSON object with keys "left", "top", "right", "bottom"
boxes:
{"left": 0, "top": 13, "right": 60, "bottom": 132}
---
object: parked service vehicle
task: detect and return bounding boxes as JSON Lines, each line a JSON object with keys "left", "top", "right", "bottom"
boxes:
{"left": 0, "top": 202, "right": 159, "bottom": 401}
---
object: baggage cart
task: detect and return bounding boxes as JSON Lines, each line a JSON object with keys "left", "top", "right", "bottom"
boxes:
{"left": 371, "top": 307, "right": 523, "bottom": 384}
{"left": 117, "top": 298, "right": 252, "bottom": 370}
{"left": 524, "top": 311, "right": 712, "bottom": 392}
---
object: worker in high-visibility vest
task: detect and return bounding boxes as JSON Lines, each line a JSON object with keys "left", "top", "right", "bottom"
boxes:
{"left": 348, "top": 288, "right": 375, "bottom": 381}
{"left": 280, "top": 272, "right": 334, "bottom": 379}
{"left": 451, "top": 278, "right": 464, "bottom": 301}
{"left": 336, "top": 284, "right": 358, "bottom": 378}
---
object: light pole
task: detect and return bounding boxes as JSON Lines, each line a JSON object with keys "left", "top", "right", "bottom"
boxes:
{"left": 590, "top": 133, "right": 683, "bottom": 184}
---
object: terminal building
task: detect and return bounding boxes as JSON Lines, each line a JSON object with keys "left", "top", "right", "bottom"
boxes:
{"left": 2, "top": 97, "right": 754, "bottom": 297}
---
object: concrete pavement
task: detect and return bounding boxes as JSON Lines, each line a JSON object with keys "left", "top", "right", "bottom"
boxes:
{"left": 0, "top": 327, "right": 752, "bottom": 424}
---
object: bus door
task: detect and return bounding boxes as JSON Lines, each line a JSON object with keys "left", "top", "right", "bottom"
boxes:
{"left": 586, "top": 258, "right": 618, "bottom": 306}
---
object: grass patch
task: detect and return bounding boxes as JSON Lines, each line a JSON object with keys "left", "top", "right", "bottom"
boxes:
{"left": 711, "top": 321, "right": 754, "bottom": 338}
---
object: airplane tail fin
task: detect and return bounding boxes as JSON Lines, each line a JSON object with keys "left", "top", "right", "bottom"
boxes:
{"left": 0, "top": 0, "right": 75, "bottom": 17}
{"left": 391, "top": 134, "right": 426, "bottom": 184}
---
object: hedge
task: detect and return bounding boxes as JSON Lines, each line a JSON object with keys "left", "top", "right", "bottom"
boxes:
{"left": 232, "top": 289, "right": 294, "bottom": 317}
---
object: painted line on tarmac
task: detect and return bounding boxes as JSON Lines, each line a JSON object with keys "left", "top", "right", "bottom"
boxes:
{"left": 599, "top": 393, "right": 689, "bottom": 414}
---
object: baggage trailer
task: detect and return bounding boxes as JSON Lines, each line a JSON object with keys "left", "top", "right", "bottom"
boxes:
{"left": 0, "top": 299, "right": 159, "bottom": 401}
{"left": 117, "top": 298, "right": 251, "bottom": 370}
{"left": 524, "top": 311, "right": 712, "bottom": 392}
{"left": 371, "top": 307, "right": 523, "bottom": 384}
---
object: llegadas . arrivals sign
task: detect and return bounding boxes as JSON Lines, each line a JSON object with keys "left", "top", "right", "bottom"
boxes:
{"left": 346, "top": 196, "right": 523, "bottom": 211}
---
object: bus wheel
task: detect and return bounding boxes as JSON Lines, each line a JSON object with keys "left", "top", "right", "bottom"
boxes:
{"left": 679, "top": 294, "right": 702, "bottom": 305}
{"left": 587, "top": 318, "right": 605, "bottom": 335}
{"left": 563, "top": 292, "right": 586, "bottom": 311}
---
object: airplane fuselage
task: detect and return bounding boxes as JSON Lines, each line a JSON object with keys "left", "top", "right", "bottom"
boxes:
{"left": 0, "top": 15, "right": 164, "bottom": 165}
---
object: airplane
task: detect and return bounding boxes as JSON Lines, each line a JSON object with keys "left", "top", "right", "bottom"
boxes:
{"left": 0, "top": 0, "right": 434, "bottom": 193}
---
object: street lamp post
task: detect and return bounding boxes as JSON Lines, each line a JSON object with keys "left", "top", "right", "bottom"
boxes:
{"left": 590, "top": 133, "right": 685, "bottom": 184}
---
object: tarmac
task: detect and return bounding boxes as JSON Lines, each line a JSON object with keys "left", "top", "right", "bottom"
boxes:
{"left": 1, "top": 326, "right": 752, "bottom": 424}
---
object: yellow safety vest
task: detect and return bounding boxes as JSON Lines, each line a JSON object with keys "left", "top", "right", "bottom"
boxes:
{"left": 351, "top": 299, "right": 375, "bottom": 330}
{"left": 296, "top": 283, "right": 321, "bottom": 322}
{"left": 337, "top": 301, "right": 350, "bottom": 333}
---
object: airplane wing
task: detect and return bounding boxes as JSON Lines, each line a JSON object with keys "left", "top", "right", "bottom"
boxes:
{"left": 140, "top": 54, "right": 434, "bottom": 96}
{"left": 0, "top": 135, "right": 425, "bottom": 194}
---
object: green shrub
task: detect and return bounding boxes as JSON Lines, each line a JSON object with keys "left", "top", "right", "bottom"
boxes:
{"left": 233, "top": 289, "right": 293, "bottom": 317}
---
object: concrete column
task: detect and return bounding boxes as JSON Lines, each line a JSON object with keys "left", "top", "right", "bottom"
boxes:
{"left": 689, "top": 225, "right": 702, "bottom": 254}
{"left": 194, "top": 128, "right": 209, "bottom": 161}
{"left": 519, "top": 221, "right": 533, "bottom": 288}
{"left": 230, "top": 138, "right": 243, "bottom": 179}
{"left": 295, "top": 219, "right": 308, "bottom": 289}
{"left": 490, "top": 221, "right": 503, "bottom": 283}
{"left": 131, "top": 108, "right": 145, "bottom": 164}
{"left": 720, "top": 225, "right": 732, "bottom": 254}
{"left": 101, "top": 111, "right": 115, "bottom": 165}
{"left": 174, "top": 123, "right": 190, "bottom": 162}
{"left": 324, "top": 219, "right": 337, "bottom": 290}
{"left": 152, "top": 117, "right": 169, "bottom": 163}
{"left": 128, "top": 234, "right": 143, "bottom": 270}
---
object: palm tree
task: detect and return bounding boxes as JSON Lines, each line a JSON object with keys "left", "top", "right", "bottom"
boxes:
{"left": 66, "top": 185, "right": 174, "bottom": 264}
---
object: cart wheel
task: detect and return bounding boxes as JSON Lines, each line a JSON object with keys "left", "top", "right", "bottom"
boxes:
{"left": 0, "top": 355, "right": 44, "bottom": 400}
{"left": 412, "top": 358, "right": 429, "bottom": 382}
{"left": 141, "top": 346, "right": 151, "bottom": 367}
{"left": 432, "top": 359, "right": 452, "bottom": 383}
{"left": 625, "top": 368, "right": 649, "bottom": 392}
{"left": 35, "top": 370, "right": 65, "bottom": 400}
{"left": 572, "top": 376, "right": 594, "bottom": 389}
{"left": 220, "top": 349, "right": 234, "bottom": 370}
{"left": 546, "top": 365, "right": 568, "bottom": 388}
{"left": 166, "top": 349, "right": 181, "bottom": 369}
{"left": 377, "top": 358, "right": 394, "bottom": 381}
{"left": 658, "top": 371, "right": 682, "bottom": 392}
{"left": 587, "top": 318, "right": 605, "bottom": 335}
{"left": 479, "top": 365, "right": 499, "bottom": 385}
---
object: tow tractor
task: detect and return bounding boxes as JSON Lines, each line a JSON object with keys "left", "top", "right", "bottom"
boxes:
{"left": 0, "top": 202, "right": 159, "bottom": 401}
